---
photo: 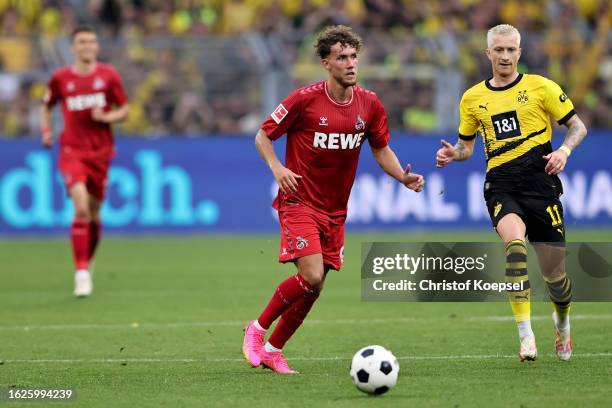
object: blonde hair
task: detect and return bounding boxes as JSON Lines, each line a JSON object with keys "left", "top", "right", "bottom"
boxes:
{"left": 487, "top": 24, "right": 521, "bottom": 48}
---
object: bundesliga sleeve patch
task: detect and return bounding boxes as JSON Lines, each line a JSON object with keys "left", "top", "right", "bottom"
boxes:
{"left": 271, "top": 103, "right": 288, "bottom": 124}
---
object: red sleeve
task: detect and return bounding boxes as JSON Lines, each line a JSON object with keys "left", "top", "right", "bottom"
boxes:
{"left": 109, "top": 67, "right": 128, "bottom": 106}
{"left": 260, "top": 89, "right": 303, "bottom": 140}
{"left": 43, "top": 72, "right": 61, "bottom": 108}
{"left": 367, "top": 97, "right": 390, "bottom": 148}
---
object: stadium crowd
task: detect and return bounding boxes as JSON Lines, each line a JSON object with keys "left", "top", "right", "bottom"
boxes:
{"left": 0, "top": 0, "right": 610, "bottom": 137}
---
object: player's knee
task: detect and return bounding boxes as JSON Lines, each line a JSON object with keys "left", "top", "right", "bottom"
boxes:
{"left": 299, "top": 268, "right": 325, "bottom": 290}
{"left": 306, "top": 274, "right": 325, "bottom": 290}
{"left": 73, "top": 207, "right": 91, "bottom": 222}
{"left": 542, "top": 264, "right": 565, "bottom": 281}
{"left": 497, "top": 214, "right": 526, "bottom": 243}
{"left": 89, "top": 201, "right": 102, "bottom": 219}
{"left": 89, "top": 212, "right": 101, "bottom": 223}
{"left": 311, "top": 281, "right": 325, "bottom": 294}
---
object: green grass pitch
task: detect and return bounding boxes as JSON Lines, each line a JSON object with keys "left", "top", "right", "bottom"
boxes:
{"left": 1, "top": 230, "right": 611, "bottom": 407}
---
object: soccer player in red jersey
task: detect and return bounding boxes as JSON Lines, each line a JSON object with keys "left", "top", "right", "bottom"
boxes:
{"left": 40, "top": 26, "right": 129, "bottom": 297}
{"left": 242, "top": 25, "right": 425, "bottom": 374}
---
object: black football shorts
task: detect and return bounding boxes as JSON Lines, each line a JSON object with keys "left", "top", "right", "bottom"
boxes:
{"left": 485, "top": 192, "right": 566, "bottom": 243}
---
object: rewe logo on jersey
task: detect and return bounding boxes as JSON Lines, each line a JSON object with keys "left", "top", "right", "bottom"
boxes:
{"left": 313, "top": 132, "right": 364, "bottom": 149}
{"left": 66, "top": 92, "right": 107, "bottom": 111}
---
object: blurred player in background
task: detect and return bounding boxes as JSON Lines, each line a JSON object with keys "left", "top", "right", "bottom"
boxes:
{"left": 243, "top": 25, "right": 425, "bottom": 374}
{"left": 436, "top": 24, "right": 587, "bottom": 361}
{"left": 40, "top": 25, "right": 129, "bottom": 297}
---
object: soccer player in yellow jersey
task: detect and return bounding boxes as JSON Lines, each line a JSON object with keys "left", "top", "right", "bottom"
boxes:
{"left": 436, "top": 24, "right": 587, "bottom": 362}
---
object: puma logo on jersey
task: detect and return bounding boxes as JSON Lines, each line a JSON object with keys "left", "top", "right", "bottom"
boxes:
{"left": 479, "top": 103, "right": 488, "bottom": 111}
{"left": 313, "top": 132, "right": 364, "bottom": 149}
{"left": 66, "top": 92, "right": 107, "bottom": 111}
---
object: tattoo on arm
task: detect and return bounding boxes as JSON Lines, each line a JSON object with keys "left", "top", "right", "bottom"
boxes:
{"left": 453, "top": 140, "right": 471, "bottom": 161}
{"left": 562, "top": 120, "right": 587, "bottom": 151}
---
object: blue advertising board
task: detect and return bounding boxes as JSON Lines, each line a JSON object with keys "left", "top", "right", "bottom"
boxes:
{"left": 0, "top": 132, "right": 610, "bottom": 235}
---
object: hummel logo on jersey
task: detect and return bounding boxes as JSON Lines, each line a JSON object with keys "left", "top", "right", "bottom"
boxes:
{"left": 271, "top": 103, "right": 288, "bottom": 124}
{"left": 319, "top": 116, "right": 328, "bottom": 126}
{"left": 479, "top": 103, "right": 488, "bottom": 111}
{"left": 66, "top": 92, "right": 107, "bottom": 111}
{"left": 355, "top": 115, "right": 365, "bottom": 131}
{"left": 313, "top": 132, "right": 364, "bottom": 149}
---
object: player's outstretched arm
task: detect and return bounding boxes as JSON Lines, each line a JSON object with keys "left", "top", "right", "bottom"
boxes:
{"left": 91, "top": 104, "right": 129, "bottom": 124}
{"left": 39, "top": 104, "right": 53, "bottom": 148}
{"left": 254, "top": 129, "right": 302, "bottom": 193}
{"left": 436, "top": 138, "right": 475, "bottom": 167}
{"left": 371, "top": 145, "right": 425, "bottom": 192}
{"left": 543, "top": 114, "right": 587, "bottom": 175}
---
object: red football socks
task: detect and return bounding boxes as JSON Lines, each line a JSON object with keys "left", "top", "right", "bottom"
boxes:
{"left": 257, "top": 274, "right": 314, "bottom": 330}
{"left": 268, "top": 290, "right": 320, "bottom": 349}
{"left": 71, "top": 219, "right": 90, "bottom": 270}
{"left": 89, "top": 219, "right": 101, "bottom": 259}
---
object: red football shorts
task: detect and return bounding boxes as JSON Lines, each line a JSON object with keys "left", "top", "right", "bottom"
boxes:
{"left": 58, "top": 152, "right": 110, "bottom": 201}
{"left": 278, "top": 203, "right": 345, "bottom": 271}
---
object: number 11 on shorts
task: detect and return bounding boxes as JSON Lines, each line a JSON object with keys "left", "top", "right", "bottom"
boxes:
{"left": 546, "top": 204, "right": 562, "bottom": 227}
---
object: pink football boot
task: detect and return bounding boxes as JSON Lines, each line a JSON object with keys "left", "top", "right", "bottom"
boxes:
{"left": 242, "top": 321, "right": 265, "bottom": 367}
{"left": 261, "top": 351, "right": 299, "bottom": 374}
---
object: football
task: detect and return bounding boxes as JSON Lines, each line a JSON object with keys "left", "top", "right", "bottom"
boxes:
{"left": 349, "top": 345, "right": 400, "bottom": 395}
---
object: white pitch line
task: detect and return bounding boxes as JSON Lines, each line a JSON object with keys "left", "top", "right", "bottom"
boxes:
{"left": 3, "top": 352, "right": 612, "bottom": 364}
{"left": 469, "top": 314, "right": 612, "bottom": 322}
{"left": 1, "top": 314, "right": 611, "bottom": 332}
{"left": 1, "top": 318, "right": 414, "bottom": 331}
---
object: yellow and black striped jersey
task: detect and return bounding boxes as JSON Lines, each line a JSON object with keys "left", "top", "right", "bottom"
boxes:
{"left": 458, "top": 73, "right": 575, "bottom": 197}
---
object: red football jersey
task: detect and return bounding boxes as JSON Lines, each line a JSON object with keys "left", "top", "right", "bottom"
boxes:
{"left": 44, "top": 63, "right": 127, "bottom": 159}
{"left": 261, "top": 80, "right": 390, "bottom": 218}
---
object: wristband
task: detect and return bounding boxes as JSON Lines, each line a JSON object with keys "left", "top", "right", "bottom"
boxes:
{"left": 559, "top": 145, "right": 572, "bottom": 157}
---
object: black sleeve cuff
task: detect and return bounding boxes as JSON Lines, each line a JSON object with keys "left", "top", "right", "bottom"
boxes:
{"left": 458, "top": 132, "right": 476, "bottom": 141}
{"left": 557, "top": 109, "right": 576, "bottom": 125}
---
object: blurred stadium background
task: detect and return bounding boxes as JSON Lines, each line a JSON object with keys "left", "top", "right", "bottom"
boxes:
{"left": 0, "top": 0, "right": 610, "bottom": 236}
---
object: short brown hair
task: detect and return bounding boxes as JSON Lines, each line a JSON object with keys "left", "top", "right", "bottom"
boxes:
{"left": 71, "top": 25, "right": 96, "bottom": 41}
{"left": 314, "top": 25, "right": 363, "bottom": 59}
